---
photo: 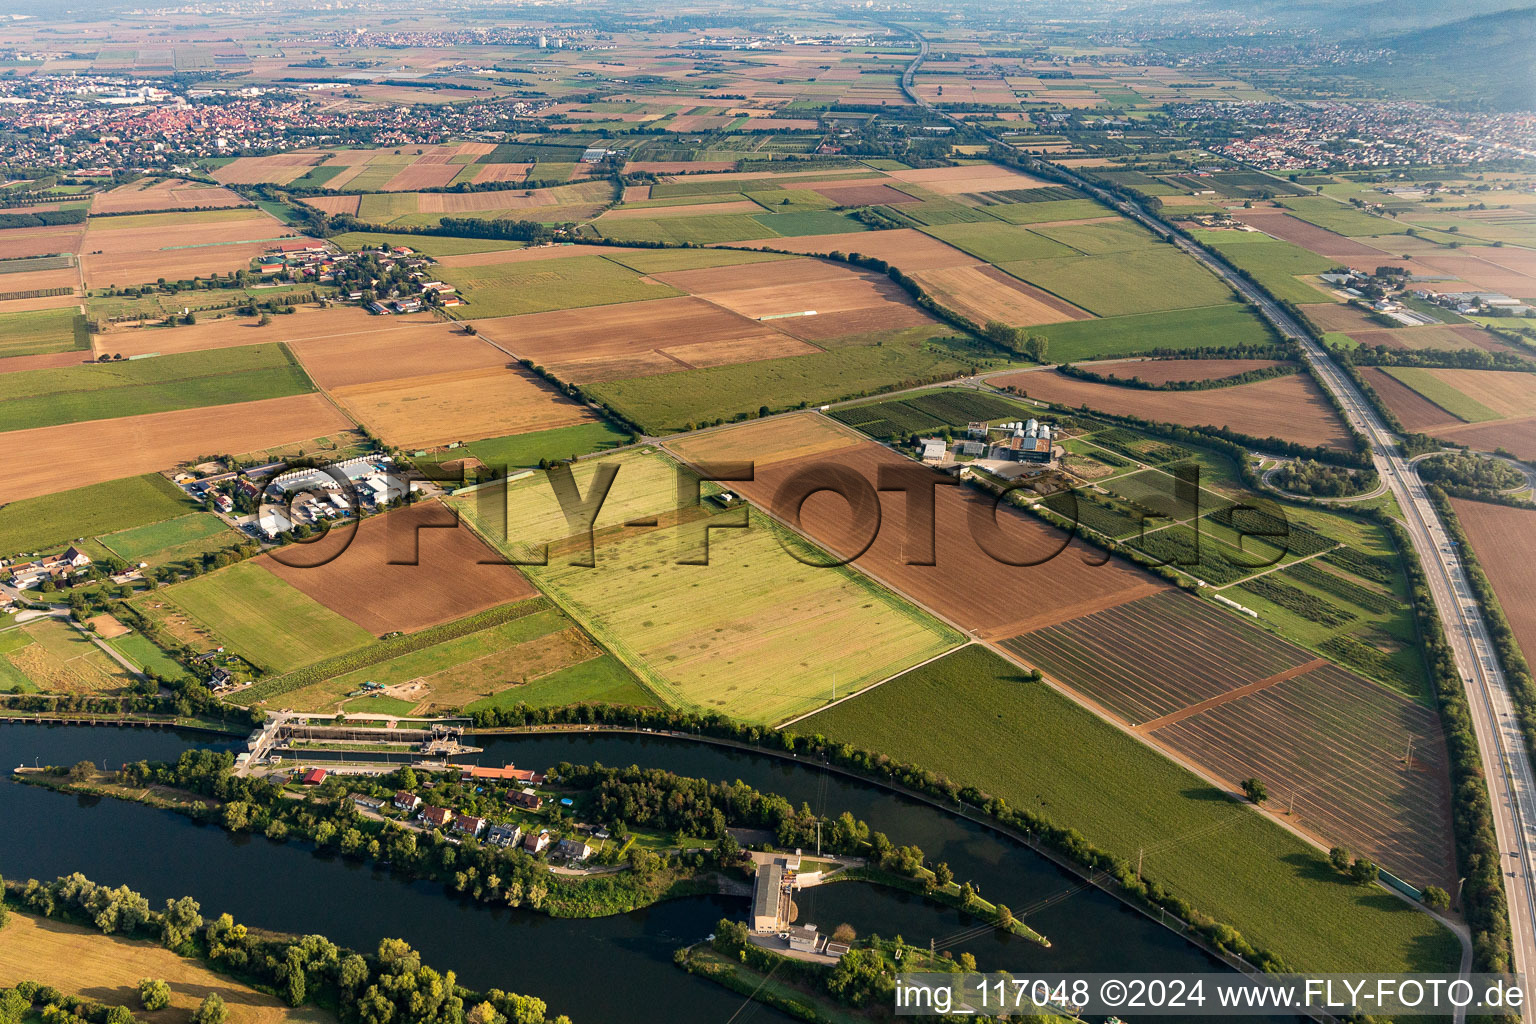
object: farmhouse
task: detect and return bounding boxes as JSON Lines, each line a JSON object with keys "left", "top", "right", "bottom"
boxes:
{"left": 8, "top": 546, "right": 93, "bottom": 589}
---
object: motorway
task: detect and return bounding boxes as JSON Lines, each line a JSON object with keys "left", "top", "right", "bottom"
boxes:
{"left": 893, "top": 24, "right": 1536, "bottom": 998}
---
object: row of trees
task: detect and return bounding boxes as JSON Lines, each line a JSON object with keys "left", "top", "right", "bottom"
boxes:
{"left": 1058, "top": 360, "right": 1298, "bottom": 393}
{"left": 5, "top": 873, "right": 564, "bottom": 1024}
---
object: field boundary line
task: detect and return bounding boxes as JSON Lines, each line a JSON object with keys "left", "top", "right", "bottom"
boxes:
{"left": 777, "top": 639, "right": 973, "bottom": 729}
{"left": 1134, "top": 657, "right": 1328, "bottom": 733}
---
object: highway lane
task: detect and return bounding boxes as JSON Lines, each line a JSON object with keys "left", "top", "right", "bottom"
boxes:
{"left": 892, "top": 24, "right": 1536, "bottom": 997}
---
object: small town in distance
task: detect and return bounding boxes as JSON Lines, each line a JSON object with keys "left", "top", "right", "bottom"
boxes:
{"left": 0, "top": 0, "right": 1534, "bottom": 1022}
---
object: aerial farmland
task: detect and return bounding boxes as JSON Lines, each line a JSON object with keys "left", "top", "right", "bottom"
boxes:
{"left": 0, "top": 3, "right": 1531, "bottom": 1021}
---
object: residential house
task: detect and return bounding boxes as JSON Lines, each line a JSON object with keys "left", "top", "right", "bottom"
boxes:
{"left": 393, "top": 791, "right": 421, "bottom": 813}
{"left": 510, "top": 787, "right": 542, "bottom": 811}
{"left": 419, "top": 805, "right": 454, "bottom": 829}
{"left": 555, "top": 838, "right": 593, "bottom": 862}
{"left": 485, "top": 824, "right": 523, "bottom": 848}
{"left": 523, "top": 829, "right": 551, "bottom": 854}
{"left": 454, "top": 814, "right": 486, "bottom": 838}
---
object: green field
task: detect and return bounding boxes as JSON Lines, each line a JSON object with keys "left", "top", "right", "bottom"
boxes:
{"left": 749, "top": 211, "right": 868, "bottom": 236}
{"left": 518, "top": 508, "right": 962, "bottom": 724}
{"left": 1189, "top": 229, "right": 1336, "bottom": 305}
{"left": 600, "top": 248, "right": 794, "bottom": 274}
{"left": 106, "top": 631, "right": 186, "bottom": 679}
{"left": 1384, "top": 367, "right": 1502, "bottom": 422}
{"left": 1031, "top": 305, "right": 1274, "bottom": 362}
{"left": 584, "top": 328, "right": 979, "bottom": 434}
{"left": 0, "top": 307, "right": 86, "bottom": 360}
{"left": 98, "top": 513, "right": 240, "bottom": 564}
{"left": 356, "top": 193, "right": 420, "bottom": 221}
{"left": 923, "top": 222, "right": 1078, "bottom": 264}
{"left": 1280, "top": 198, "right": 1414, "bottom": 238}
{"left": 0, "top": 343, "right": 314, "bottom": 432}
{"left": 328, "top": 231, "right": 526, "bottom": 257}
{"left": 1001, "top": 249, "right": 1234, "bottom": 317}
{"left": 463, "top": 655, "right": 654, "bottom": 712}
{"left": 156, "top": 561, "right": 373, "bottom": 674}
{"left": 981, "top": 199, "right": 1113, "bottom": 224}
{"left": 1032, "top": 219, "right": 1161, "bottom": 255}
{"left": 0, "top": 475, "right": 195, "bottom": 558}
{"left": 805, "top": 646, "right": 1459, "bottom": 973}
{"left": 435, "top": 255, "right": 683, "bottom": 319}
{"left": 595, "top": 214, "right": 778, "bottom": 245}
{"left": 458, "top": 421, "right": 631, "bottom": 471}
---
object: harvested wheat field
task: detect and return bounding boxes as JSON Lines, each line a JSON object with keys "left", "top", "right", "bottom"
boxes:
{"left": 1299, "top": 303, "right": 1386, "bottom": 333}
{"left": 1359, "top": 367, "right": 1460, "bottom": 431}
{"left": 628, "top": 160, "right": 736, "bottom": 173}
{"left": 598, "top": 200, "right": 765, "bottom": 220}
{"left": 473, "top": 163, "right": 531, "bottom": 184}
{"left": 95, "top": 306, "right": 439, "bottom": 359}
{"left": 0, "top": 350, "right": 92, "bottom": 374}
{"left": 1097, "top": 358, "right": 1292, "bottom": 386}
{"left": 0, "top": 266, "right": 78, "bottom": 294}
{"left": 1344, "top": 325, "right": 1523, "bottom": 355}
{"left": 911, "top": 264, "right": 1090, "bottom": 326}
{"left": 281, "top": 314, "right": 508, "bottom": 388}
{"left": 211, "top": 152, "right": 325, "bottom": 185}
{"left": 435, "top": 244, "right": 640, "bottom": 268}
{"left": 300, "top": 195, "right": 361, "bottom": 217}
{"left": 0, "top": 224, "right": 87, "bottom": 260}
{"left": 669, "top": 410, "right": 870, "bottom": 467}
{"left": 93, "top": 178, "right": 250, "bottom": 214}
{"left": 0, "top": 393, "right": 353, "bottom": 502}
{"left": 888, "top": 164, "right": 1048, "bottom": 194}
{"left": 80, "top": 212, "right": 315, "bottom": 287}
{"left": 725, "top": 228, "right": 977, "bottom": 270}
{"left": 262, "top": 501, "right": 536, "bottom": 635}
{"left": 1451, "top": 498, "right": 1536, "bottom": 672}
{"left": 672, "top": 420, "right": 1166, "bottom": 637}
{"left": 0, "top": 913, "right": 332, "bottom": 1024}
{"left": 801, "top": 182, "right": 920, "bottom": 205}
{"left": 651, "top": 257, "right": 936, "bottom": 341}
{"left": 994, "top": 368, "right": 1354, "bottom": 449}
{"left": 1404, "top": 368, "right": 1536, "bottom": 419}
{"left": 471, "top": 295, "right": 817, "bottom": 382}
{"left": 1413, "top": 249, "right": 1536, "bottom": 299}
{"left": 330, "top": 365, "right": 594, "bottom": 448}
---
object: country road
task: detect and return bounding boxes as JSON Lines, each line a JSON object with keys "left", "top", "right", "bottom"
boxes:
{"left": 892, "top": 21, "right": 1533, "bottom": 1004}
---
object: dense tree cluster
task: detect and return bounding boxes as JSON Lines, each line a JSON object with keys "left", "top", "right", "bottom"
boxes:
{"left": 1271, "top": 459, "right": 1380, "bottom": 497}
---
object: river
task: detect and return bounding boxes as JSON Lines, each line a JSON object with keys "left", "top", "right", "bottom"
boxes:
{"left": 0, "top": 723, "right": 1271, "bottom": 1022}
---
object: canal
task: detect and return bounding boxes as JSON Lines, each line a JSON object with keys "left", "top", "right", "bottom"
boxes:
{"left": 0, "top": 723, "right": 1261, "bottom": 1022}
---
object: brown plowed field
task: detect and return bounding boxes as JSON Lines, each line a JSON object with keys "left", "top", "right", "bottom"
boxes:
{"left": 723, "top": 228, "right": 978, "bottom": 270}
{"left": 652, "top": 257, "right": 938, "bottom": 339}
{"left": 0, "top": 350, "right": 92, "bottom": 374}
{"left": 1358, "top": 367, "right": 1455, "bottom": 430}
{"left": 0, "top": 267, "right": 77, "bottom": 294}
{"left": 473, "top": 163, "right": 531, "bottom": 184}
{"left": 1301, "top": 303, "right": 1384, "bottom": 333}
{"left": 301, "top": 195, "right": 361, "bottom": 217}
{"left": 0, "top": 225, "right": 87, "bottom": 260}
{"left": 211, "top": 153, "right": 324, "bottom": 185}
{"left": 1228, "top": 209, "right": 1384, "bottom": 258}
{"left": 1451, "top": 498, "right": 1536, "bottom": 677}
{"left": 1097, "top": 358, "right": 1290, "bottom": 385}
{"left": 383, "top": 163, "right": 460, "bottom": 191}
{"left": 1408, "top": 367, "right": 1536, "bottom": 418}
{"left": 1414, "top": 249, "right": 1536, "bottom": 299}
{"left": 669, "top": 410, "right": 869, "bottom": 466}
{"left": 910, "top": 264, "right": 1090, "bottom": 326}
{"left": 416, "top": 190, "right": 561, "bottom": 215}
{"left": 1004, "top": 589, "right": 1456, "bottom": 889}
{"left": 283, "top": 315, "right": 509, "bottom": 388}
{"left": 0, "top": 393, "right": 353, "bottom": 502}
{"left": 992, "top": 367, "right": 1354, "bottom": 449}
{"left": 1432, "top": 417, "right": 1536, "bottom": 460}
{"left": 802, "top": 183, "right": 921, "bottom": 205}
{"left": 93, "top": 179, "right": 248, "bottom": 214}
{"left": 262, "top": 500, "right": 536, "bottom": 636}
{"left": 471, "top": 296, "right": 817, "bottom": 383}
{"left": 0, "top": 293, "right": 78, "bottom": 314}
{"left": 671, "top": 424, "right": 1166, "bottom": 638}
{"left": 79, "top": 212, "right": 313, "bottom": 287}
{"left": 330, "top": 365, "right": 594, "bottom": 448}
{"left": 1345, "top": 325, "right": 1527, "bottom": 358}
